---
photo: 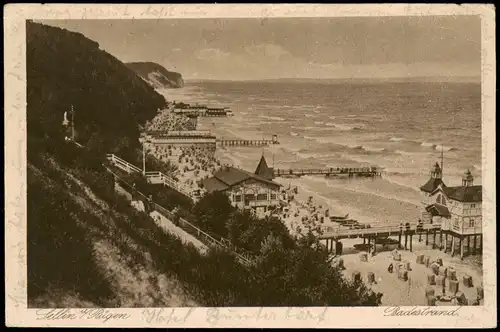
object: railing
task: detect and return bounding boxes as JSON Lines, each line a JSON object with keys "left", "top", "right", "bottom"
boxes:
{"left": 106, "top": 154, "right": 142, "bottom": 174}
{"left": 319, "top": 223, "right": 441, "bottom": 239}
{"left": 107, "top": 154, "right": 196, "bottom": 201}
{"left": 105, "top": 165, "right": 253, "bottom": 266}
{"left": 274, "top": 167, "right": 379, "bottom": 177}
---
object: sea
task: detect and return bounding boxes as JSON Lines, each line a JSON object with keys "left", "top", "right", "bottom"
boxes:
{"left": 157, "top": 80, "right": 482, "bottom": 225}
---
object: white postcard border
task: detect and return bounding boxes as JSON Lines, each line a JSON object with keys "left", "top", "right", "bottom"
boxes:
{"left": 4, "top": 4, "right": 496, "bottom": 328}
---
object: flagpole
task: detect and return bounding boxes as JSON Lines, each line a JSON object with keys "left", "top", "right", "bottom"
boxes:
{"left": 440, "top": 144, "right": 444, "bottom": 173}
{"left": 71, "top": 104, "right": 75, "bottom": 141}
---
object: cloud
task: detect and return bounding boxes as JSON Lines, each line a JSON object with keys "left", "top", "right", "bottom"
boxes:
{"left": 195, "top": 47, "right": 231, "bottom": 60}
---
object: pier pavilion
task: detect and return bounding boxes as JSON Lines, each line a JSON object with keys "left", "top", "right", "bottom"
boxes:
{"left": 420, "top": 163, "right": 482, "bottom": 259}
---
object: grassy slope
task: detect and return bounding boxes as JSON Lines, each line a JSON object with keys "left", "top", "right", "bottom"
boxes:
{"left": 28, "top": 155, "right": 198, "bottom": 307}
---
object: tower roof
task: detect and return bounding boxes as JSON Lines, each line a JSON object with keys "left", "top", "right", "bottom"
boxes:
{"left": 462, "top": 169, "right": 473, "bottom": 179}
{"left": 420, "top": 178, "right": 446, "bottom": 193}
{"left": 254, "top": 155, "right": 274, "bottom": 180}
{"left": 432, "top": 162, "right": 442, "bottom": 173}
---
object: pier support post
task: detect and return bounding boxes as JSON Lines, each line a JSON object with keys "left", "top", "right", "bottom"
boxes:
{"left": 425, "top": 231, "right": 429, "bottom": 246}
{"left": 443, "top": 233, "right": 447, "bottom": 252}
{"left": 404, "top": 234, "right": 408, "bottom": 250}
{"left": 473, "top": 235, "right": 477, "bottom": 254}
{"left": 398, "top": 232, "right": 402, "bottom": 249}
{"left": 451, "top": 236, "right": 455, "bottom": 257}
{"left": 409, "top": 234, "right": 413, "bottom": 252}
{"left": 432, "top": 231, "right": 436, "bottom": 249}
{"left": 467, "top": 236, "right": 471, "bottom": 255}
{"left": 373, "top": 237, "right": 377, "bottom": 254}
{"left": 439, "top": 232, "right": 443, "bottom": 250}
{"left": 363, "top": 238, "right": 366, "bottom": 245}
{"left": 460, "top": 237, "right": 464, "bottom": 260}
{"left": 479, "top": 235, "right": 482, "bottom": 253}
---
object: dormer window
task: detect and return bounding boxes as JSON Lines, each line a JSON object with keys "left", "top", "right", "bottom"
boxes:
{"left": 436, "top": 194, "right": 447, "bottom": 206}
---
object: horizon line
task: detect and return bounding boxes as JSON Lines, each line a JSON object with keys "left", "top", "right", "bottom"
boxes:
{"left": 184, "top": 76, "right": 481, "bottom": 83}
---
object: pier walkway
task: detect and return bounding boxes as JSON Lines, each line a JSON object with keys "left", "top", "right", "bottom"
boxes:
{"left": 319, "top": 223, "right": 442, "bottom": 254}
{"left": 273, "top": 167, "right": 381, "bottom": 178}
{"left": 217, "top": 138, "right": 279, "bottom": 147}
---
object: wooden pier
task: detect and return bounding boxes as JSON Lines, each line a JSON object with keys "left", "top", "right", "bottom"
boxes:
{"left": 320, "top": 223, "right": 442, "bottom": 254}
{"left": 217, "top": 135, "right": 279, "bottom": 147}
{"left": 273, "top": 167, "right": 381, "bottom": 178}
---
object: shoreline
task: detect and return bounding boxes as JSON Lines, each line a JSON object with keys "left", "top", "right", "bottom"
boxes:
{"left": 147, "top": 91, "right": 483, "bottom": 306}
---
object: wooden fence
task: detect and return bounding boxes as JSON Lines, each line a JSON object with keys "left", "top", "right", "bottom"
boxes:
{"left": 105, "top": 165, "right": 253, "bottom": 266}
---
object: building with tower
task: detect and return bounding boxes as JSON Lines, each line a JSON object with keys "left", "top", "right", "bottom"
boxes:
{"left": 419, "top": 162, "right": 482, "bottom": 259}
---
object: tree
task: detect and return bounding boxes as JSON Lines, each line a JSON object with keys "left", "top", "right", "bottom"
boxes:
{"left": 193, "top": 191, "right": 234, "bottom": 236}
{"left": 253, "top": 235, "right": 383, "bottom": 306}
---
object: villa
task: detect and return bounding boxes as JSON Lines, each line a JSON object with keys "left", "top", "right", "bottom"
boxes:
{"left": 201, "top": 155, "right": 284, "bottom": 218}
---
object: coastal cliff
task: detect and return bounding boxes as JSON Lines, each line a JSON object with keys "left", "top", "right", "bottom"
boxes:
{"left": 126, "top": 62, "right": 185, "bottom": 89}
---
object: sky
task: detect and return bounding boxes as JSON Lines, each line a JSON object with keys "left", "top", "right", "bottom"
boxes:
{"left": 39, "top": 16, "right": 481, "bottom": 81}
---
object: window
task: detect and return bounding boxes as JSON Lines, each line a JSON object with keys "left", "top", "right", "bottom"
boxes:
{"left": 257, "top": 193, "right": 268, "bottom": 201}
{"left": 234, "top": 195, "right": 242, "bottom": 202}
{"left": 271, "top": 193, "right": 277, "bottom": 200}
{"left": 245, "top": 194, "right": 255, "bottom": 201}
{"left": 454, "top": 218, "right": 459, "bottom": 227}
{"left": 469, "top": 219, "right": 475, "bottom": 227}
{"left": 471, "top": 204, "right": 476, "bottom": 208}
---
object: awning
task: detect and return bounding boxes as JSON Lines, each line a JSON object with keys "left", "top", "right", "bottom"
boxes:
{"left": 425, "top": 204, "right": 451, "bottom": 218}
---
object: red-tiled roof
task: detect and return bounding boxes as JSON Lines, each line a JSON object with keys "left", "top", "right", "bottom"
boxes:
{"left": 443, "top": 185, "right": 482, "bottom": 202}
{"left": 420, "top": 178, "right": 446, "bottom": 193}
{"left": 425, "top": 203, "right": 451, "bottom": 217}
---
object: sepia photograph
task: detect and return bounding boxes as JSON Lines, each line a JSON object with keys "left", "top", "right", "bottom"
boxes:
{"left": 4, "top": 3, "right": 496, "bottom": 328}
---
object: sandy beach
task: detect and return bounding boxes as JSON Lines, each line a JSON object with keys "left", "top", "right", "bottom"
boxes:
{"left": 143, "top": 99, "right": 483, "bottom": 307}
{"left": 333, "top": 238, "right": 483, "bottom": 306}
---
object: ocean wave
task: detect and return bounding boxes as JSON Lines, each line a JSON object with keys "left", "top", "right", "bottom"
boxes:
{"left": 329, "top": 116, "right": 336, "bottom": 120}
{"left": 389, "top": 137, "right": 405, "bottom": 142}
{"left": 258, "top": 115, "right": 285, "bottom": 121}
{"left": 314, "top": 121, "right": 324, "bottom": 125}
{"left": 325, "top": 122, "right": 336, "bottom": 127}
{"left": 420, "top": 141, "right": 436, "bottom": 148}
{"left": 313, "top": 110, "right": 321, "bottom": 114}
{"left": 394, "top": 149, "right": 424, "bottom": 156}
{"left": 290, "top": 132, "right": 299, "bottom": 137}
{"left": 434, "top": 144, "right": 457, "bottom": 152}
{"left": 343, "top": 144, "right": 389, "bottom": 154}
{"left": 305, "top": 114, "right": 316, "bottom": 118}
{"left": 333, "top": 124, "right": 363, "bottom": 131}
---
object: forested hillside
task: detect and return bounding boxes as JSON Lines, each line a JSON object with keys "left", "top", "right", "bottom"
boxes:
{"left": 26, "top": 21, "right": 382, "bottom": 308}
{"left": 27, "top": 21, "right": 166, "bottom": 154}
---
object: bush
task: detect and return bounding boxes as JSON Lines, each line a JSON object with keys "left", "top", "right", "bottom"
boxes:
{"left": 193, "top": 191, "right": 235, "bottom": 237}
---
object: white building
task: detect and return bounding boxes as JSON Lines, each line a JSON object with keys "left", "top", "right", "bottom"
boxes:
{"left": 419, "top": 163, "right": 482, "bottom": 258}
